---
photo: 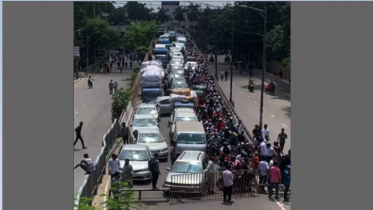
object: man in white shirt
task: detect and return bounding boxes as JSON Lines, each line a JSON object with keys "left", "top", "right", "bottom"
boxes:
{"left": 259, "top": 140, "right": 268, "bottom": 161}
{"left": 109, "top": 154, "right": 120, "bottom": 180}
{"left": 266, "top": 143, "right": 278, "bottom": 163}
{"left": 223, "top": 165, "right": 234, "bottom": 203}
{"left": 259, "top": 160, "right": 269, "bottom": 192}
{"left": 262, "top": 124, "right": 270, "bottom": 140}
{"left": 205, "top": 157, "right": 220, "bottom": 193}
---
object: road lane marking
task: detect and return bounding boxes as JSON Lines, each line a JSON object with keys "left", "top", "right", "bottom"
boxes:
{"left": 282, "top": 123, "right": 287, "bottom": 127}
{"left": 75, "top": 112, "right": 79, "bottom": 115}
{"left": 254, "top": 101, "right": 257, "bottom": 103}
{"left": 271, "top": 198, "right": 287, "bottom": 210}
{"left": 83, "top": 104, "right": 86, "bottom": 107}
{"left": 271, "top": 114, "right": 275, "bottom": 118}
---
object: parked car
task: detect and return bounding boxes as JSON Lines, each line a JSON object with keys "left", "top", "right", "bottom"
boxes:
{"left": 154, "top": 96, "right": 173, "bottom": 116}
{"left": 173, "top": 121, "right": 207, "bottom": 153}
{"left": 135, "top": 104, "right": 159, "bottom": 121}
{"left": 118, "top": 144, "right": 153, "bottom": 181}
{"left": 163, "top": 150, "right": 209, "bottom": 191}
{"left": 135, "top": 127, "right": 168, "bottom": 160}
{"left": 169, "top": 108, "right": 198, "bottom": 139}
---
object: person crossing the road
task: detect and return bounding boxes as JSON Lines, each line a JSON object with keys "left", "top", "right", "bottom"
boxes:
{"left": 109, "top": 154, "right": 120, "bottom": 180}
{"left": 148, "top": 153, "right": 161, "bottom": 190}
{"left": 262, "top": 124, "right": 270, "bottom": 140}
{"left": 277, "top": 128, "right": 288, "bottom": 152}
{"left": 109, "top": 80, "right": 114, "bottom": 95}
{"left": 74, "top": 122, "right": 87, "bottom": 150}
{"left": 121, "top": 122, "right": 129, "bottom": 145}
{"left": 74, "top": 153, "right": 95, "bottom": 174}
{"left": 121, "top": 158, "right": 133, "bottom": 188}
{"left": 113, "top": 81, "right": 119, "bottom": 94}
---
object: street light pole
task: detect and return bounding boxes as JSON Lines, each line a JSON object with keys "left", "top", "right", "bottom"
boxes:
{"left": 229, "top": 8, "right": 234, "bottom": 104}
{"left": 86, "top": 35, "right": 89, "bottom": 72}
{"left": 259, "top": 7, "right": 267, "bottom": 130}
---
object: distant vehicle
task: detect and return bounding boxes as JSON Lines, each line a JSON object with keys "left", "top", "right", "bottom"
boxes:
{"left": 163, "top": 150, "right": 209, "bottom": 190}
{"left": 135, "top": 127, "right": 168, "bottom": 160}
{"left": 118, "top": 144, "right": 153, "bottom": 181}
{"left": 153, "top": 96, "right": 173, "bottom": 116}
{"left": 169, "top": 108, "right": 198, "bottom": 139}
{"left": 142, "top": 88, "right": 163, "bottom": 103}
{"left": 177, "top": 36, "right": 187, "bottom": 43}
{"left": 135, "top": 104, "right": 159, "bottom": 120}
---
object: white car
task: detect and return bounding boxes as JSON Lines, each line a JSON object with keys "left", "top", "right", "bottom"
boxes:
{"left": 172, "top": 55, "right": 184, "bottom": 61}
{"left": 177, "top": 36, "right": 187, "bottom": 43}
{"left": 173, "top": 42, "right": 185, "bottom": 49}
{"left": 135, "top": 104, "right": 159, "bottom": 121}
{"left": 169, "top": 108, "right": 198, "bottom": 138}
{"left": 184, "top": 62, "right": 198, "bottom": 70}
{"left": 136, "top": 128, "right": 169, "bottom": 160}
{"left": 130, "top": 114, "right": 159, "bottom": 142}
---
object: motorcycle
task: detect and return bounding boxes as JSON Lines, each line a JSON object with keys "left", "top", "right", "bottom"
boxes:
{"left": 248, "top": 80, "right": 255, "bottom": 92}
{"left": 265, "top": 83, "right": 275, "bottom": 95}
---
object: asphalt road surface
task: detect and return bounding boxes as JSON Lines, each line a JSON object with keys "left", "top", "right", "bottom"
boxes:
{"left": 214, "top": 55, "right": 291, "bottom": 153}
{"left": 74, "top": 64, "right": 137, "bottom": 195}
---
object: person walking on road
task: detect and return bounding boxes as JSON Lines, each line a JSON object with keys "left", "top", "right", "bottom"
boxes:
{"left": 121, "top": 122, "right": 129, "bottom": 145}
{"left": 220, "top": 70, "right": 224, "bottom": 81}
{"left": 262, "top": 124, "right": 270, "bottom": 140}
{"left": 148, "top": 153, "right": 161, "bottom": 190}
{"left": 109, "top": 80, "right": 114, "bottom": 95}
{"left": 266, "top": 143, "right": 277, "bottom": 164}
{"left": 268, "top": 162, "right": 281, "bottom": 200}
{"left": 277, "top": 128, "right": 288, "bottom": 152}
{"left": 259, "top": 138, "right": 267, "bottom": 161}
{"left": 223, "top": 164, "right": 234, "bottom": 203}
{"left": 114, "top": 81, "right": 119, "bottom": 94}
{"left": 283, "top": 165, "right": 291, "bottom": 203}
{"left": 205, "top": 157, "right": 220, "bottom": 193}
{"left": 121, "top": 158, "right": 133, "bottom": 188}
{"left": 225, "top": 70, "right": 228, "bottom": 81}
{"left": 74, "top": 153, "right": 95, "bottom": 174}
{"left": 109, "top": 154, "right": 120, "bottom": 180}
{"left": 259, "top": 159, "right": 269, "bottom": 192}
{"left": 74, "top": 122, "right": 87, "bottom": 150}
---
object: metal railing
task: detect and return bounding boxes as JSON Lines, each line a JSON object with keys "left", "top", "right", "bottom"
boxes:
{"left": 74, "top": 120, "right": 120, "bottom": 209}
{"left": 169, "top": 170, "right": 259, "bottom": 203}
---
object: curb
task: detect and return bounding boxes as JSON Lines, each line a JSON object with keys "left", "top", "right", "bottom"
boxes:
{"left": 74, "top": 78, "right": 82, "bottom": 84}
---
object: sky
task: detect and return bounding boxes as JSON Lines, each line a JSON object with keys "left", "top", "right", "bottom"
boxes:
{"left": 113, "top": 1, "right": 230, "bottom": 11}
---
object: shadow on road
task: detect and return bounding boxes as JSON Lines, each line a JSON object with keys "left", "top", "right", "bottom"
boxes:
{"left": 282, "top": 106, "right": 291, "bottom": 118}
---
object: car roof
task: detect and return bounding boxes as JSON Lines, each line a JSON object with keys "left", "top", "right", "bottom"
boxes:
{"left": 157, "top": 96, "right": 170, "bottom": 101}
{"left": 176, "top": 150, "right": 205, "bottom": 162}
{"left": 176, "top": 121, "right": 205, "bottom": 133}
{"left": 138, "top": 104, "right": 157, "bottom": 108}
{"left": 134, "top": 114, "right": 156, "bottom": 119}
{"left": 175, "top": 111, "right": 197, "bottom": 118}
{"left": 138, "top": 127, "right": 161, "bottom": 134}
{"left": 121, "top": 144, "right": 149, "bottom": 150}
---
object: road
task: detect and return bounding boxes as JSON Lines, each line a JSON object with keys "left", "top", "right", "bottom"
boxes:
{"left": 74, "top": 64, "right": 137, "bottom": 194}
{"left": 214, "top": 55, "right": 291, "bottom": 153}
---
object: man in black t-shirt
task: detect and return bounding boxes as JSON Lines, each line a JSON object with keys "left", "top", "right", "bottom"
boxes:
{"left": 277, "top": 128, "right": 288, "bottom": 152}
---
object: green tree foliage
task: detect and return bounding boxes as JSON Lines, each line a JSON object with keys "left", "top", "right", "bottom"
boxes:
{"left": 156, "top": 8, "right": 169, "bottom": 24}
{"left": 74, "top": 197, "right": 98, "bottom": 210}
{"left": 101, "top": 180, "right": 141, "bottom": 210}
{"left": 126, "top": 2, "right": 154, "bottom": 23}
{"left": 187, "top": 3, "right": 200, "bottom": 29}
{"left": 173, "top": 6, "right": 186, "bottom": 29}
{"left": 111, "top": 88, "right": 131, "bottom": 120}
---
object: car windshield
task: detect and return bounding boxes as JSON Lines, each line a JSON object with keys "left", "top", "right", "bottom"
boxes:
{"left": 137, "top": 107, "right": 157, "bottom": 115}
{"left": 172, "top": 162, "right": 203, "bottom": 173}
{"left": 133, "top": 118, "right": 156, "bottom": 127}
{"left": 175, "top": 116, "right": 198, "bottom": 123}
{"left": 176, "top": 133, "right": 206, "bottom": 144}
{"left": 119, "top": 150, "right": 150, "bottom": 161}
{"left": 148, "top": 100, "right": 157, "bottom": 104}
{"left": 138, "top": 133, "right": 164, "bottom": 143}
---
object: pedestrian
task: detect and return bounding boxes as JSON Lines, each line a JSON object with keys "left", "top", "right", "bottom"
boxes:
{"left": 273, "top": 142, "right": 282, "bottom": 163}
{"left": 250, "top": 152, "right": 260, "bottom": 170}
{"left": 204, "top": 157, "right": 219, "bottom": 193}
{"left": 259, "top": 138, "right": 267, "bottom": 161}
{"left": 109, "top": 154, "right": 120, "bottom": 180}
{"left": 252, "top": 125, "right": 261, "bottom": 138}
{"left": 266, "top": 143, "right": 277, "bottom": 164}
{"left": 121, "top": 122, "right": 129, "bottom": 145}
{"left": 74, "top": 122, "right": 87, "bottom": 150}
{"left": 280, "top": 150, "right": 291, "bottom": 173}
{"left": 268, "top": 162, "right": 281, "bottom": 200}
{"left": 117, "top": 60, "right": 120, "bottom": 69}
{"left": 114, "top": 81, "right": 119, "bottom": 93}
{"left": 283, "top": 165, "right": 291, "bottom": 203}
{"left": 170, "top": 140, "right": 179, "bottom": 165}
{"left": 277, "top": 128, "right": 288, "bottom": 152}
{"left": 262, "top": 124, "right": 270, "bottom": 140}
{"left": 220, "top": 70, "right": 224, "bottom": 81}
{"left": 148, "top": 153, "right": 161, "bottom": 190}
{"left": 225, "top": 70, "right": 228, "bottom": 81}
{"left": 74, "top": 153, "right": 95, "bottom": 174}
{"left": 121, "top": 158, "right": 133, "bottom": 188}
{"left": 109, "top": 80, "right": 114, "bottom": 95}
{"left": 222, "top": 164, "right": 234, "bottom": 203}
{"left": 258, "top": 159, "right": 269, "bottom": 192}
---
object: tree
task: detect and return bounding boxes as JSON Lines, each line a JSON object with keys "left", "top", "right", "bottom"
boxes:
{"left": 111, "top": 88, "right": 131, "bottom": 120}
{"left": 156, "top": 8, "right": 169, "bottom": 24}
{"left": 126, "top": 2, "right": 154, "bottom": 23}
{"left": 101, "top": 180, "right": 141, "bottom": 210}
{"left": 187, "top": 3, "right": 200, "bottom": 29}
{"left": 173, "top": 6, "right": 186, "bottom": 29}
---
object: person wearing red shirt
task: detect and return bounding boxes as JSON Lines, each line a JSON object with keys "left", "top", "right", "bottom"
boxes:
{"left": 269, "top": 162, "right": 282, "bottom": 200}
{"left": 216, "top": 119, "right": 225, "bottom": 131}
{"left": 250, "top": 152, "right": 260, "bottom": 169}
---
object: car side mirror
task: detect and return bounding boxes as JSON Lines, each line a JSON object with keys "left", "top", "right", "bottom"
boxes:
{"left": 166, "top": 167, "right": 171, "bottom": 171}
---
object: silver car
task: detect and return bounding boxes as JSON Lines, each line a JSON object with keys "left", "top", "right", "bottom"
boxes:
{"left": 135, "top": 127, "right": 169, "bottom": 160}
{"left": 118, "top": 144, "right": 153, "bottom": 181}
{"left": 163, "top": 151, "right": 209, "bottom": 190}
{"left": 135, "top": 104, "right": 159, "bottom": 121}
{"left": 130, "top": 114, "right": 159, "bottom": 142}
{"left": 169, "top": 108, "right": 198, "bottom": 139}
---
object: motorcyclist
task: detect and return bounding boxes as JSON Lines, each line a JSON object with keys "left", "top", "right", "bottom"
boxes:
{"left": 269, "top": 81, "right": 275, "bottom": 95}
{"left": 87, "top": 76, "right": 94, "bottom": 89}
